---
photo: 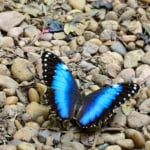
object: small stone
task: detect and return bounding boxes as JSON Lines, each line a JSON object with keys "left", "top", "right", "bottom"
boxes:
{"left": 62, "top": 141, "right": 85, "bottom": 150}
{"left": 28, "top": 88, "right": 40, "bottom": 102}
{"left": 87, "top": 18, "right": 98, "bottom": 32}
{"left": 139, "top": 98, "right": 150, "bottom": 114}
{"left": 0, "top": 75, "right": 18, "bottom": 89}
{"left": 105, "top": 145, "right": 121, "bottom": 150}
{"left": 4, "top": 88, "right": 16, "bottom": 96}
{"left": 0, "top": 37, "right": 14, "bottom": 48}
{"left": 70, "top": 53, "right": 81, "bottom": 63}
{"left": 110, "top": 41, "right": 127, "bottom": 55}
{"left": 110, "top": 108, "right": 127, "bottom": 127}
{"left": 24, "top": 25, "right": 41, "bottom": 38}
{"left": 126, "top": 129, "right": 145, "bottom": 147}
{"left": 117, "top": 139, "right": 134, "bottom": 149}
{"left": 67, "top": 0, "right": 86, "bottom": 11}
{"left": 124, "top": 50, "right": 145, "bottom": 68}
{"left": 17, "top": 142, "right": 35, "bottom": 150}
{"left": 128, "top": 111, "right": 150, "bottom": 128}
{"left": 120, "top": 8, "right": 136, "bottom": 20}
{"left": 136, "top": 40, "right": 144, "bottom": 47}
{"left": 79, "top": 60, "right": 96, "bottom": 71}
{"left": 116, "top": 68, "right": 135, "bottom": 82}
{"left": 40, "top": 33, "right": 53, "bottom": 41}
{"left": 0, "top": 11, "right": 24, "bottom": 32}
{"left": 34, "top": 41, "right": 52, "bottom": 47}
{"left": 127, "top": 0, "right": 138, "bottom": 8}
{"left": 5, "top": 96, "right": 18, "bottom": 105}
{"left": 26, "top": 102, "right": 49, "bottom": 120}
{"left": 76, "top": 36, "right": 85, "bottom": 46}
{"left": 0, "top": 91, "right": 6, "bottom": 107}
{"left": 105, "top": 11, "right": 118, "bottom": 21}
{"left": 13, "top": 126, "right": 39, "bottom": 142}
{"left": 141, "top": 51, "right": 150, "bottom": 65}
{"left": 7, "top": 27, "right": 23, "bottom": 37}
{"left": 100, "top": 29, "right": 114, "bottom": 41}
{"left": 99, "top": 45, "right": 109, "bottom": 53}
{"left": 51, "top": 40, "right": 67, "bottom": 46}
{"left": 82, "top": 41, "right": 99, "bottom": 57}
{"left": 0, "top": 64, "right": 10, "bottom": 76}
{"left": 102, "top": 133, "right": 125, "bottom": 144}
{"left": 101, "top": 20, "right": 119, "bottom": 30}
{"left": 121, "top": 35, "right": 137, "bottom": 42}
{"left": 0, "top": 145, "right": 17, "bottom": 150}
{"left": 53, "top": 32, "right": 66, "bottom": 40}
{"left": 88, "top": 38, "right": 102, "bottom": 46}
{"left": 127, "top": 42, "right": 136, "bottom": 50}
{"left": 61, "top": 132, "right": 74, "bottom": 143}
{"left": 145, "top": 141, "right": 150, "bottom": 150}
{"left": 11, "top": 58, "right": 36, "bottom": 82}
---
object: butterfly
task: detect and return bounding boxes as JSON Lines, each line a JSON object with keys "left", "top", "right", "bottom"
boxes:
{"left": 41, "top": 51, "right": 139, "bottom": 128}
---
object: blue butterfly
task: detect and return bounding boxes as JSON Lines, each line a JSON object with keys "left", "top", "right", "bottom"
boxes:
{"left": 42, "top": 51, "right": 139, "bottom": 128}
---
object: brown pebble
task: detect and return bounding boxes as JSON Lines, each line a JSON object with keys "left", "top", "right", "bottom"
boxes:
{"left": 105, "top": 145, "right": 121, "bottom": 150}
{"left": 28, "top": 88, "right": 40, "bottom": 102}
{"left": 145, "top": 141, "right": 150, "bottom": 150}
{"left": 117, "top": 139, "right": 134, "bottom": 149}
{"left": 5, "top": 96, "right": 18, "bottom": 105}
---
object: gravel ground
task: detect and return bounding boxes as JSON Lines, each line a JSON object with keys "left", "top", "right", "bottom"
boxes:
{"left": 0, "top": 0, "right": 150, "bottom": 150}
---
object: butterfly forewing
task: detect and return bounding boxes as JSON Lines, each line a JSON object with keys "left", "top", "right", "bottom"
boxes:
{"left": 42, "top": 51, "right": 80, "bottom": 119}
{"left": 76, "top": 83, "right": 139, "bottom": 128}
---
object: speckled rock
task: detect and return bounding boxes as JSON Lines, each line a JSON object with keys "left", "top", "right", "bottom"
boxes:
{"left": 102, "top": 133, "right": 125, "bottom": 144}
{"left": 17, "top": 142, "right": 35, "bottom": 150}
{"left": 126, "top": 129, "right": 145, "bottom": 147}
{"left": 139, "top": 98, "right": 150, "bottom": 114}
{"left": 124, "top": 50, "right": 145, "bottom": 68}
{"left": 116, "top": 68, "right": 135, "bottom": 82}
{"left": 7, "top": 27, "right": 23, "bottom": 37}
{"left": 141, "top": 51, "right": 150, "bottom": 65}
{"left": 101, "top": 20, "right": 119, "bottom": 30}
{"left": 62, "top": 141, "right": 85, "bottom": 150}
{"left": 128, "top": 111, "right": 150, "bottom": 128}
{"left": 0, "top": 75, "right": 18, "bottom": 89}
{"left": 26, "top": 102, "right": 49, "bottom": 120}
{"left": 0, "top": 64, "right": 11, "bottom": 76}
{"left": 67, "top": 0, "right": 86, "bottom": 11}
{"left": 13, "top": 126, "right": 39, "bottom": 142}
{"left": 0, "top": 37, "right": 14, "bottom": 48}
{"left": 116, "top": 139, "right": 134, "bottom": 149}
{"left": 105, "top": 145, "right": 121, "bottom": 150}
{"left": 0, "top": 11, "right": 24, "bottom": 32}
{"left": 11, "top": 58, "right": 36, "bottom": 82}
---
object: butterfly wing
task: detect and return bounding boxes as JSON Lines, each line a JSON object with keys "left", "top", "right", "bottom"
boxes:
{"left": 42, "top": 51, "right": 80, "bottom": 119}
{"left": 76, "top": 83, "right": 139, "bottom": 128}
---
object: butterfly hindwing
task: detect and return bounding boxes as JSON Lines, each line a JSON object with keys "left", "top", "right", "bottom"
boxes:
{"left": 76, "top": 83, "right": 139, "bottom": 128}
{"left": 42, "top": 51, "right": 80, "bottom": 119}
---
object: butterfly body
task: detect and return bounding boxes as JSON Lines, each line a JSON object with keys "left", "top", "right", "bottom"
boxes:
{"left": 42, "top": 51, "right": 139, "bottom": 128}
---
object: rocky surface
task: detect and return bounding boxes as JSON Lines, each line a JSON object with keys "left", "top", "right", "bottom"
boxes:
{"left": 0, "top": 0, "right": 150, "bottom": 150}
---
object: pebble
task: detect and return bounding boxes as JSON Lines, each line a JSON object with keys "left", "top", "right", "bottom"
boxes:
{"left": 34, "top": 41, "right": 52, "bottom": 47}
{"left": 0, "top": 91, "right": 6, "bottom": 107}
{"left": 100, "top": 29, "right": 114, "bottom": 41}
{"left": 121, "top": 35, "right": 137, "bottom": 42}
{"left": 105, "top": 11, "right": 118, "bottom": 21}
{"left": 82, "top": 41, "right": 99, "bottom": 57}
{"left": 87, "top": 18, "right": 98, "bottom": 32}
{"left": 145, "top": 141, "right": 150, "bottom": 150}
{"left": 79, "top": 60, "right": 96, "bottom": 71}
{"left": 28, "top": 88, "right": 40, "bottom": 102}
{"left": 5, "top": 96, "right": 18, "bottom": 105}
{"left": 110, "top": 41, "right": 127, "bottom": 55}
{"left": 67, "top": 0, "right": 86, "bottom": 11}
{"left": 120, "top": 8, "right": 136, "bottom": 20}
{"left": 124, "top": 50, "right": 145, "bottom": 68}
{"left": 127, "top": 42, "right": 136, "bottom": 50}
{"left": 0, "top": 11, "right": 24, "bottom": 32}
{"left": 141, "top": 51, "right": 150, "bottom": 65}
{"left": 7, "top": 27, "right": 23, "bottom": 37}
{"left": 0, "top": 37, "right": 15, "bottom": 48}
{"left": 0, "top": 75, "right": 18, "bottom": 89}
{"left": 26, "top": 102, "right": 49, "bottom": 120}
{"left": 51, "top": 40, "right": 68, "bottom": 46}
{"left": 53, "top": 32, "right": 66, "bottom": 40}
{"left": 128, "top": 111, "right": 150, "bottom": 128}
{"left": 116, "top": 139, "right": 134, "bottom": 149}
{"left": 110, "top": 108, "right": 127, "bottom": 127}
{"left": 76, "top": 36, "right": 85, "bottom": 46}
{"left": 24, "top": 25, "right": 41, "bottom": 38}
{"left": 126, "top": 129, "right": 145, "bottom": 147}
{"left": 139, "top": 98, "right": 150, "bottom": 114}
{"left": 17, "top": 142, "right": 35, "bottom": 150}
{"left": 105, "top": 145, "right": 121, "bottom": 150}
{"left": 62, "top": 141, "right": 85, "bottom": 150}
{"left": 116, "top": 68, "right": 135, "bottom": 82}
{"left": 127, "top": 0, "right": 138, "bottom": 8}
{"left": 0, "top": 145, "right": 17, "bottom": 150}
{"left": 13, "top": 126, "right": 39, "bottom": 142}
{"left": 11, "top": 58, "right": 36, "bottom": 82}
{"left": 101, "top": 20, "right": 119, "bottom": 30}
{"left": 0, "top": 64, "right": 10, "bottom": 76}
{"left": 40, "top": 33, "right": 53, "bottom": 41}
{"left": 99, "top": 45, "right": 109, "bottom": 53}
{"left": 102, "top": 132, "right": 125, "bottom": 144}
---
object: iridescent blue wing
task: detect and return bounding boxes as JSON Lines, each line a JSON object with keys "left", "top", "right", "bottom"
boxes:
{"left": 76, "top": 83, "right": 139, "bottom": 128}
{"left": 42, "top": 51, "right": 80, "bottom": 119}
